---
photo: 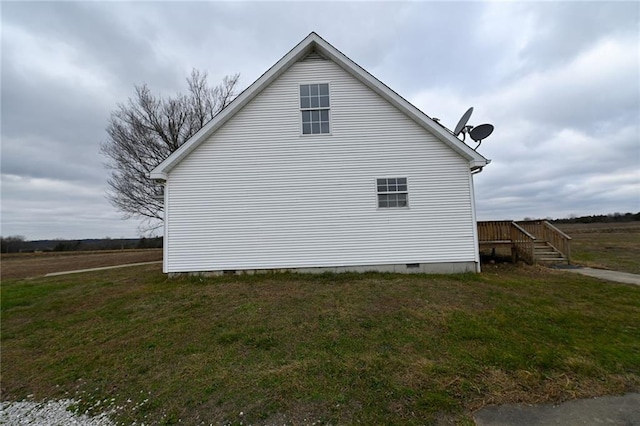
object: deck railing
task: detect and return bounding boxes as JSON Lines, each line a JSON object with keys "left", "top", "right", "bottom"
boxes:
{"left": 478, "top": 220, "right": 571, "bottom": 264}
{"left": 544, "top": 221, "right": 571, "bottom": 262}
{"left": 510, "top": 222, "right": 536, "bottom": 265}
{"left": 477, "top": 220, "right": 536, "bottom": 264}
{"left": 477, "top": 220, "right": 513, "bottom": 242}
{"left": 517, "top": 220, "right": 571, "bottom": 263}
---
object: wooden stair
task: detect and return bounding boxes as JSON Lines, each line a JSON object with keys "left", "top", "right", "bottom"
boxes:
{"left": 534, "top": 242, "right": 568, "bottom": 265}
{"left": 478, "top": 220, "right": 572, "bottom": 265}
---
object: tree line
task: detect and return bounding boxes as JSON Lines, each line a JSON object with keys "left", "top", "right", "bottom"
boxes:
{"left": 0, "top": 236, "right": 162, "bottom": 254}
{"left": 550, "top": 212, "right": 640, "bottom": 224}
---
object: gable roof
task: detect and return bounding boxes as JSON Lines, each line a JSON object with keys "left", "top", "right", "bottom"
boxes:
{"left": 150, "top": 32, "right": 489, "bottom": 180}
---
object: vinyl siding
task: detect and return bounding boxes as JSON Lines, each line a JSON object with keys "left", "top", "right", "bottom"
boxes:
{"left": 165, "top": 58, "right": 478, "bottom": 272}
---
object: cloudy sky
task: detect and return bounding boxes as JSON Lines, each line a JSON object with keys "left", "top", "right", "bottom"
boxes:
{"left": 2, "top": 1, "right": 639, "bottom": 240}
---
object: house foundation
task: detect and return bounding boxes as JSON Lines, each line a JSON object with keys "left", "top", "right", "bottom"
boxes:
{"left": 168, "top": 261, "right": 480, "bottom": 278}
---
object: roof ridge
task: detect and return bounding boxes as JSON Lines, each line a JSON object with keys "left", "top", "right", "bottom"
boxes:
{"left": 150, "top": 33, "right": 488, "bottom": 180}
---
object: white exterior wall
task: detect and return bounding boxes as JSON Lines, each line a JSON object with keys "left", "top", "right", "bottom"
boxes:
{"left": 164, "top": 58, "right": 479, "bottom": 273}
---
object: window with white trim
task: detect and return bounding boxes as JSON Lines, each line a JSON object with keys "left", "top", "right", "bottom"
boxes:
{"left": 377, "top": 177, "right": 408, "bottom": 208}
{"left": 300, "top": 83, "right": 330, "bottom": 134}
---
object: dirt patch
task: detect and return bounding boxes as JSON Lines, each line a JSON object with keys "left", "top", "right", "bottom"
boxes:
{"left": 1, "top": 249, "right": 162, "bottom": 280}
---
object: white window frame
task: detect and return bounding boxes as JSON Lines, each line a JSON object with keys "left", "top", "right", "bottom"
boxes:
{"left": 376, "top": 177, "right": 409, "bottom": 209}
{"left": 299, "top": 82, "right": 331, "bottom": 136}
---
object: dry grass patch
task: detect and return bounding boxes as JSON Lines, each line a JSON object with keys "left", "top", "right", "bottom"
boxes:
{"left": 557, "top": 222, "right": 640, "bottom": 274}
{"left": 0, "top": 249, "right": 162, "bottom": 279}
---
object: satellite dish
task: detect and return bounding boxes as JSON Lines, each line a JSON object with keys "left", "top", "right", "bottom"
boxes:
{"left": 454, "top": 107, "right": 474, "bottom": 136}
{"left": 469, "top": 123, "right": 494, "bottom": 142}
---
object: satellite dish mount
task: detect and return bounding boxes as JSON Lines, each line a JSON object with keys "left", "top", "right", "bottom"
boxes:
{"left": 450, "top": 107, "right": 494, "bottom": 151}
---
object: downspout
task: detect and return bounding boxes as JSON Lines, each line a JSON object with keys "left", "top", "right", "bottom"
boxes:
{"left": 468, "top": 168, "right": 481, "bottom": 272}
{"left": 161, "top": 179, "right": 168, "bottom": 274}
{"left": 149, "top": 176, "right": 168, "bottom": 274}
{"left": 469, "top": 159, "right": 489, "bottom": 271}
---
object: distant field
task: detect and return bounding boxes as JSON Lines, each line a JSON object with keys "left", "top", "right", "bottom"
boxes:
{"left": 0, "top": 249, "right": 162, "bottom": 279}
{"left": 556, "top": 222, "right": 640, "bottom": 274}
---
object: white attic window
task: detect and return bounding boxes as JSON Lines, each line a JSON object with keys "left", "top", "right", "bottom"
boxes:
{"left": 300, "top": 83, "right": 330, "bottom": 135}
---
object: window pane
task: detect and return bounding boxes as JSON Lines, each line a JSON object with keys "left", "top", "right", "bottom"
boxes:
{"left": 302, "top": 111, "right": 311, "bottom": 122}
{"left": 300, "top": 85, "right": 310, "bottom": 96}
{"left": 300, "top": 97, "right": 310, "bottom": 109}
{"left": 302, "top": 123, "right": 311, "bottom": 134}
{"left": 320, "top": 110, "right": 329, "bottom": 121}
{"left": 319, "top": 96, "right": 329, "bottom": 108}
{"left": 310, "top": 84, "right": 319, "bottom": 96}
{"left": 312, "top": 122, "right": 320, "bottom": 134}
{"left": 319, "top": 84, "right": 329, "bottom": 95}
{"left": 320, "top": 122, "right": 330, "bottom": 133}
{"left": 312, "top": 110, "right": 320, "bottom": 121}
{"left": 310, "top": 97, "right": 319, "bottom": 108}
{"left": 376, "top": 179, "right": 409, "bottom": 208}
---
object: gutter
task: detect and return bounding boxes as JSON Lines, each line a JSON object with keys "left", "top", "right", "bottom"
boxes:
{"left": 148, "top": 172, "right": 167, "bottom": 182}
{"left": 471, "top": 158, "right": 491, "bottom": 175}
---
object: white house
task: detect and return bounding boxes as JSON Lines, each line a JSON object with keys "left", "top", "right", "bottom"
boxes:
{"left": 149, "top": 32, "right": 490, "bottom": 275}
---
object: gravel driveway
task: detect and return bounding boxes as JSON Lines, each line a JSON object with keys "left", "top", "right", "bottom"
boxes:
{"left": 0, "top": 399, "right": 114, "bottom": 426}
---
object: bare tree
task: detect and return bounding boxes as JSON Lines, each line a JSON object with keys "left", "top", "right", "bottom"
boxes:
{"left": 101, "top": 70, "right": 239, "bottom": 232}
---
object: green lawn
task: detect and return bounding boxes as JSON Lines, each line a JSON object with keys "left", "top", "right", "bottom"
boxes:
{"left": 2, "top": 264, "right": 639, "bottom": 425}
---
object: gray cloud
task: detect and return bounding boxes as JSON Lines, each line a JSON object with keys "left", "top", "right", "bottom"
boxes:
{"left": 517, "top": 2, "right": 639, "bottom": 71}
{"left": 1, "top": 1, "right": 638, "bottom": 239}
{"left": 1, "top": 174, "right": 136, "bottom": 239}
{"left": 4, "top": 2, "right": 184, "bottom": 91}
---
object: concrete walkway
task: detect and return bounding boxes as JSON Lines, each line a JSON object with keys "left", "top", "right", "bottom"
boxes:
{"left": 44, "top": 261, "right": 162, "bottom": 277}
{"left": 474, "top": 393, "right": 640, "bottom": 425}
{"left": 553, "top": 266, "right": 640, "bottom": 286}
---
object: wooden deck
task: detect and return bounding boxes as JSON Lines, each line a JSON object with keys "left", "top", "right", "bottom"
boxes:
{"left": 478, "top": 220, "right": 572, "bottom": 265}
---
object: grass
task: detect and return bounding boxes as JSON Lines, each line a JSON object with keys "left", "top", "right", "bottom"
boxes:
{"left": 2, "top": 263, "right": 639, "bottom": 425}
{"left": 557, "top": 222, "right": 640, "bottom": 274}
